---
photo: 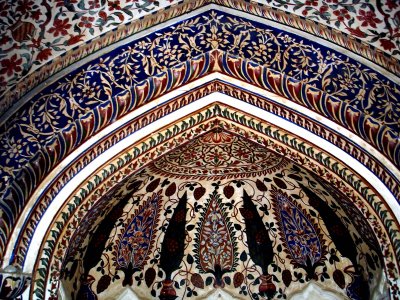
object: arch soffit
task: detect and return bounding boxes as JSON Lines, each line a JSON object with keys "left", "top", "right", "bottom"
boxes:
{"left": 8, "top": 76, "right": 400, "bottom": 269}
{"left": 25, "top": 96, "right": 400, "bottom": 299}
{"left": 3, "top": 45, "right": 400, "bottom": 262}
{"left": 2, "top": 6, "right": 400, "bottom": 258}
{"left": 0, "top": 3, "right": 399, "bottom": 296}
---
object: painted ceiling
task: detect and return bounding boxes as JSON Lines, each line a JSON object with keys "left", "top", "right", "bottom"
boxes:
{"left": 0, "top": 0, "right": 400, "bottom": 299}
{"left": 58, "top": 130, "right": 383, "bottom": 300}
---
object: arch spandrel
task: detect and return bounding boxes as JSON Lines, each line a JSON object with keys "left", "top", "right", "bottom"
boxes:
{"left": 1, "top": 0, "right": 400, "bottom": 111}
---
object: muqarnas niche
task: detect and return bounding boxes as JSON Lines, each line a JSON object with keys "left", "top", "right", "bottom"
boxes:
{"left": 59, "top": 130, "right": 386, "bottom": 300}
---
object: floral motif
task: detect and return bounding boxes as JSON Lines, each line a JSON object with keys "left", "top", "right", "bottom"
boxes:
{"left": 356, "top": 9, "right": 382, "bottom": 28}
{"left": 116, "top": 191, "right": 162, "bottom": 271}
{"left": 194, "top": 191, "right": 237, "bottom": 287}
{"left": 0, "top": 54, "right": 22, "bottom": 77}
{"left": 0, "top": 0, "right": 400, "bottom": 113}
{"left": 272, "top": 186, "right": 327, "bottom": 279}
{"left": 150, "top": 129, "right": 288, "bottom": 179}
{"left": 34, "top": 120, "right": 395, "bottom": 299}
{"left": 0, "top": 0, "right": 162, "bottom": 100}
{"left": 1, "top": 9, "right": 400, "bottom": 211}
{"left": 48, "top": 19, "right": 72, "bottom": 37}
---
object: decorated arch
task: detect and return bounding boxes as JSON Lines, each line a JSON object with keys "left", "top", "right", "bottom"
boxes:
{"left": 0, "top": 1, "right": 400, "bottom": 299}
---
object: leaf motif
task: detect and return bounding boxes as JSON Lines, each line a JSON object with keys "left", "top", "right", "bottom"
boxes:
{"left": 97, "top": 274, "right": 111, "bottom": 294}
{"left": 146, "top": 178, "right": 160, "bottom": 192}
{"left": 100, "top": 74, "right": 113, "bottom": 97}
{"left": 165, "top": 182, "right": 176, "bottom": 197}
{"left": 256, "top": 179, "right": 268, "bottom": 192}
{"left": 233, "top": 272, "right": 244, "bottom": 288}
{"left": 193, "top": 187, "right": 206, "bottom": 200}
{"left": 240, "top": 251, "right": 247, "bottom": 262}
{"left": 145, "top": 268, "right": 156, "bottom": 287}
{"left": 187, "top": 253, "right": 194, "bottom": 264}
{"left": 333, "top": 269, "right": 345, "bottom": 289}
{"left": 191, "top": 273, "right": 204, "bottom": 289}
{"left": 273, "top": 177, "right": 287, "bottom": 189}
{"left": 282, "top": 269, "right": 292, "bottom": 287}
{"left": 223, "top": 185, "right": 234, "bottom": 199}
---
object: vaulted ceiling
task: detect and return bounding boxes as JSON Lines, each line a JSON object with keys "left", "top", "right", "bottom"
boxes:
{"left": 0, "top": 1, "right": 399, "bottom": 299}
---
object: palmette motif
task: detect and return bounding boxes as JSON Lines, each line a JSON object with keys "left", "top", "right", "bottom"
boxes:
{"left": 151, "top": 129, "right": 287, "bottom": 179}
{"left": 116, "top": 191, "right": 163, "bottom": 286}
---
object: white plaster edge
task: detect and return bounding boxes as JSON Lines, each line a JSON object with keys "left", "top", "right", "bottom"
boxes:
{"left": 24, "top": 93, "right": 400, "bottom": 299}
{"left": 28, "top": 93, "right": 400, "bottom": 298}
{"left": 287, "top": 281, "right": 347, "bottom": 300}
{"left": 6, "top": 73, "right": 399, "bottom": 272}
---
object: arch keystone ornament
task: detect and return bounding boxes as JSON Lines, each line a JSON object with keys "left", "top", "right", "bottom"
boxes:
{"left": 0, "top": 1, "right": 400, "bottom": 299}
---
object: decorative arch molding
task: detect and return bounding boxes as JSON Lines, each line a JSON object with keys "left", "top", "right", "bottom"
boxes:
{"left": 2, "top": 0, "right": 399, "bottom": 114}
{"left": 6, "top": 77, "right": 400, "bottom": 269}
{"left": 0, "top": 2, "right": 399, "bottom": 299}
{"left": 2, "top": 49, "right": 400, "bottom": 263}
{"left": 19, "top": 95, "right": 399, "bottom": 299}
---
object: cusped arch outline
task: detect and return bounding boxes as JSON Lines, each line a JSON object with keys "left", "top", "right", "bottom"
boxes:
{"left": 2, "top": 6, "right": 400, "bottom": 262}
{"left": 7, "top": 75, "right": 400, "bottom": 270}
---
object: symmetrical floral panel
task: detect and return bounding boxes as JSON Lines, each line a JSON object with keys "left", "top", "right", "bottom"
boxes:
{"left": 26, "top": 99, "right": 397, "bottom": 298}
{"left": 57, "top": 130, "right": 384, "bottom": 300}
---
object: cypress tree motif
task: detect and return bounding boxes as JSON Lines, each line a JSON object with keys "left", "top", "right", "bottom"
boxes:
{"left": 240, "top": 190, "right": 276, "bottom": 298}
{"left": 271, "top": 186, "right": 327, "bottom": 281}
{"left": 193, "top": 190, "right": 238, "bottom": 287}
{"left": 301, "top": 184, "right": 370, "bottom": 300}
{"left": 76, "top": 180, "right": 142, "bottom": 298}
{"left": 301, "top": 185, "right": 358, "bottom": 268}
{"left": 159, "top": 192, "right": 188, "bottom": 300}
{"left": 116, "top": 191, "right": 163, "bottom": 287}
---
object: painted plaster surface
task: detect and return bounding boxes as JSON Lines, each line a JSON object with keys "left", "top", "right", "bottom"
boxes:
{"left": 1, "top": 11, "right": 400, "bottom": 254}
{"left": 31, "top": 101, "right": 398, "bottom": 299}
{"left": 0, "top": 1, "right": 399, "bottom": 299}
{"left": 54, "top": 130, "right": 383, "bottom": 300}
{"left": 0, "top": 0, "right": 399, "bottom": 113}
